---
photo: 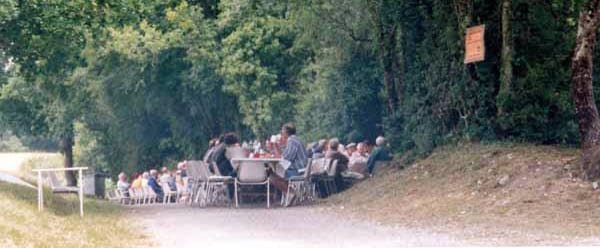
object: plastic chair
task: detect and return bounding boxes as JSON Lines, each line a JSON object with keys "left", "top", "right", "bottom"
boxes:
{"left": 284, "top": 159, "right": 314, "bottom": 206}
{"left": 234, "top": 160, "right": 270, "bottom": 208}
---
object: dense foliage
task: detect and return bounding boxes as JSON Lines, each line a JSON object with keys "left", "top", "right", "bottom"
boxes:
{"left": 0, "top": 0, "right": 594, "bottom": 177}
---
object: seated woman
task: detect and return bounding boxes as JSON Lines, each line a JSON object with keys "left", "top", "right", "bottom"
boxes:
{"left": 130, "top": 173, "right": 143, "bottom": 189}
{"left": 349, "top": 142, "right": 369, "bottom": 175}
{"left": 117, "top": 172, "right": 130, "bottom": 197}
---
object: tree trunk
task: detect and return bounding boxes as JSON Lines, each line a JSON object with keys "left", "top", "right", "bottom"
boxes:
{"left": 379, "top": 25, "right": 401, "bottom": 114}
{"left": 60, "top": 135, "right": 77, "bottom": 186}
{"left": 572, "top": 0, "right": 600, "bottom": 180}
{"left": 368, "top": 0, "right": 402, "bottom": 114}
{"left": 497, "top": 0, "right": 513, "bottom": 115}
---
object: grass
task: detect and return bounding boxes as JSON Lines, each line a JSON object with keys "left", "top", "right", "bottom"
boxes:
{"left": 0, "top": 182, "right": 150, "bottom": 247}
{"left": 18, "top": 154, "right": 64, "bottom": 183}
{"left": 326, "top": 142, "right": 600, "bottom": 245}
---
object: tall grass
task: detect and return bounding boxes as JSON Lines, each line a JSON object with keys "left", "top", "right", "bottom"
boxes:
{"left": 0, "top": 182, "right": 150, "bottom": 247}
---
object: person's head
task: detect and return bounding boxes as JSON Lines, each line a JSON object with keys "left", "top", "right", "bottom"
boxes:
{"left": 329, "top": 138, "right": 340, "bottom": 151}
{"left": 357, "top": 142, "right": 367, "bottom": 154}
{"left": 223, "top": 132, "right": 240, "bottom": 146}
{"left": 150, "top": 169, "right": 158, "bottom": 178}
{"left": 118, "top": 172, "right": 127, "bottom": 182}
{"left": 346, "top": 143, "right": 357, "bottom": 155}
{"left": 280, "top": 123, "right": 296, "bottom": 140}
{"left": 142, "top": 171, "right": 149, "bottom": 179}
{"left": 376, "top": 136, "right": 386, "bottom": 146}
{"left": 177, "top": 161, "right": 187, "bottom": 170}
{"left": 161, "top": 166, "right": 169, "bottom": 174}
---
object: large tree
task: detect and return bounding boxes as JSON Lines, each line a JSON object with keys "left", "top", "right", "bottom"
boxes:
{"left": 571, "top": 0, "right": 600, "bottom": 179}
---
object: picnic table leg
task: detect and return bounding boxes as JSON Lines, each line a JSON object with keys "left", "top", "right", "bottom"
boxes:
{"left": 37, "top": 171, "right": 43, "bottom": 211}
{"left": 79, "top": 169, "right": 84, "bottom": 217}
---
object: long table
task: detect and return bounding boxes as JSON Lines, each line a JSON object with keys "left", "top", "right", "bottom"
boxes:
{"left": 230, "top": 158, "right": 284, "bottom": 177}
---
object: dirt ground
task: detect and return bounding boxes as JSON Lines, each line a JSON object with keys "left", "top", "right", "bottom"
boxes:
{"left": 326, "top": 143, "right": 600, "bottom": 245}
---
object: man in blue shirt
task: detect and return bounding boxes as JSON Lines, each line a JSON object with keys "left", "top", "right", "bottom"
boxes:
{"left": 280, "top": 123, "right": 308, "bottom": 178}
{"left": 270, "top": 123, "right": 308, "bottom": 205}
{"left": 147, "top": 169, "right": 164, "bottom": 201}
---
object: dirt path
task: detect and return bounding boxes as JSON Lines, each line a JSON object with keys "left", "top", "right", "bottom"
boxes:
{"left": 133, "top": 206, "right": 465, "bottom": 247}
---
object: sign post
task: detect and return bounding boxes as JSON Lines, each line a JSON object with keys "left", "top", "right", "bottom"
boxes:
{"left": 464, "top": 25, "right": 485, "bottom": 64}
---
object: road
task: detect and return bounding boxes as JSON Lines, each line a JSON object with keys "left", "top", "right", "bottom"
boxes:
{"left": 133, "top": 205, "right": 464, "bottom": 248}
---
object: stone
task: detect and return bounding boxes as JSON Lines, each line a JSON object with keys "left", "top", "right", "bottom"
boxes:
{"left": 497, "top": 175, "right": 510, "bottom": 186}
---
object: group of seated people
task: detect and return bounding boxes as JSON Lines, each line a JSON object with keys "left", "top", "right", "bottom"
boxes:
{"left": 201, "top": 123, "right": 392, "bottom": 198}
{"left": 114, "top": 122, "right": 392, "bottom": 204}
{"left": 116, "top": 163, "right": 189, "bottom": 203}
{"left": 307, "top": 136, "right": 391, "bottom": 176}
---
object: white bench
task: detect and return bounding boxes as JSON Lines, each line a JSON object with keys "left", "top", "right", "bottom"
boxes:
{"left": 33, "top": 167, "right": 88, "bottom": 217}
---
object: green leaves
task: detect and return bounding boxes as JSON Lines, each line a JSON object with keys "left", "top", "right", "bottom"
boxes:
{"left": 219, "top": 4, "right": 306, "bottom": 138}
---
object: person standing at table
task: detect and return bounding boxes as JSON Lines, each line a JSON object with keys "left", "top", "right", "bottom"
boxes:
{"left": 271, "top": 123, "right": 308, "bottom": 205}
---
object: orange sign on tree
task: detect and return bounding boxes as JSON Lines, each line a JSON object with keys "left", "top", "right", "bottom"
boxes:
{"left": 464, "top": 25, "right": 485, "bottom": 64}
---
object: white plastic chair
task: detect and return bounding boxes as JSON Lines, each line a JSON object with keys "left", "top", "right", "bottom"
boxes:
{"left": 176, "top": 179, "right": 189, "bottom": 204}
{"left": 161, "top": 182, "right": 177, "bottom": 204}
{"left": 189, "top": 160, "right": 233, "bottom": 207}
{"left": 148, "top": 186, "right": 159, "bottom": 204}
{"left": 284, "top": 159, "right": 314, "bottom": 206}
{"left": 323, "top": 159, "right": 339, "bottom": 195}
{"left": 128, "top": 188, "right": 141, "bottom": 205}
{"left": 234, "top": 160, "right": 270, "bottom": 208}
{"left": 109, "top": 188, "right": 130, "bottom": 205}
{"left": 310, "top": 158, "right": 332, "bottom": 198}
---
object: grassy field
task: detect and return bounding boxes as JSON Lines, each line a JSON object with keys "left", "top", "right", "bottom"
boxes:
{"left": 0, "top": 153, "right": 61, "bottom": 175}
{"left": 0, "top": 181, "right": 150, "bottom": 247}
{"left": 327, "top": 142, "right": 600, "bottom": 245}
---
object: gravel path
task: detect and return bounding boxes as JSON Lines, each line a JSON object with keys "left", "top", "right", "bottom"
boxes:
{"left": 133, "top": 206, "right": 465, "bottom": 247}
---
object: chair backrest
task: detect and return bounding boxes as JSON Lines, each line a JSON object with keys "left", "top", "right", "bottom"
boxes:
{"left": 186, "top": 162, "right": 198, "bottom": 180}
{"left": 110, "top": 189, "right": 120, "bottom": 199}
{"left": 128, "top": 188, "right": 137, "bottom": 198}
{"left": 237, "top": 160, "right": 268, "bottom": 183}
{"left": 310, "top": 158, "right": 331, "bottom": 175}
{"left": 226, "top": 146, "right": 246, "bottom": 160}
{"left": 302, "top": 158, "right": 313, "bottom": 179}
{"left": 47, "top": 171, "right": 63, "bottom": 188}
{"left": 160, "top": 182, "right": 173, "bottom": 193}
{"left": 327, "top": 160, "right": 338, "bottom": 177}
{"left": 188, "top": 160, "right": 213, "bottom": 180}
